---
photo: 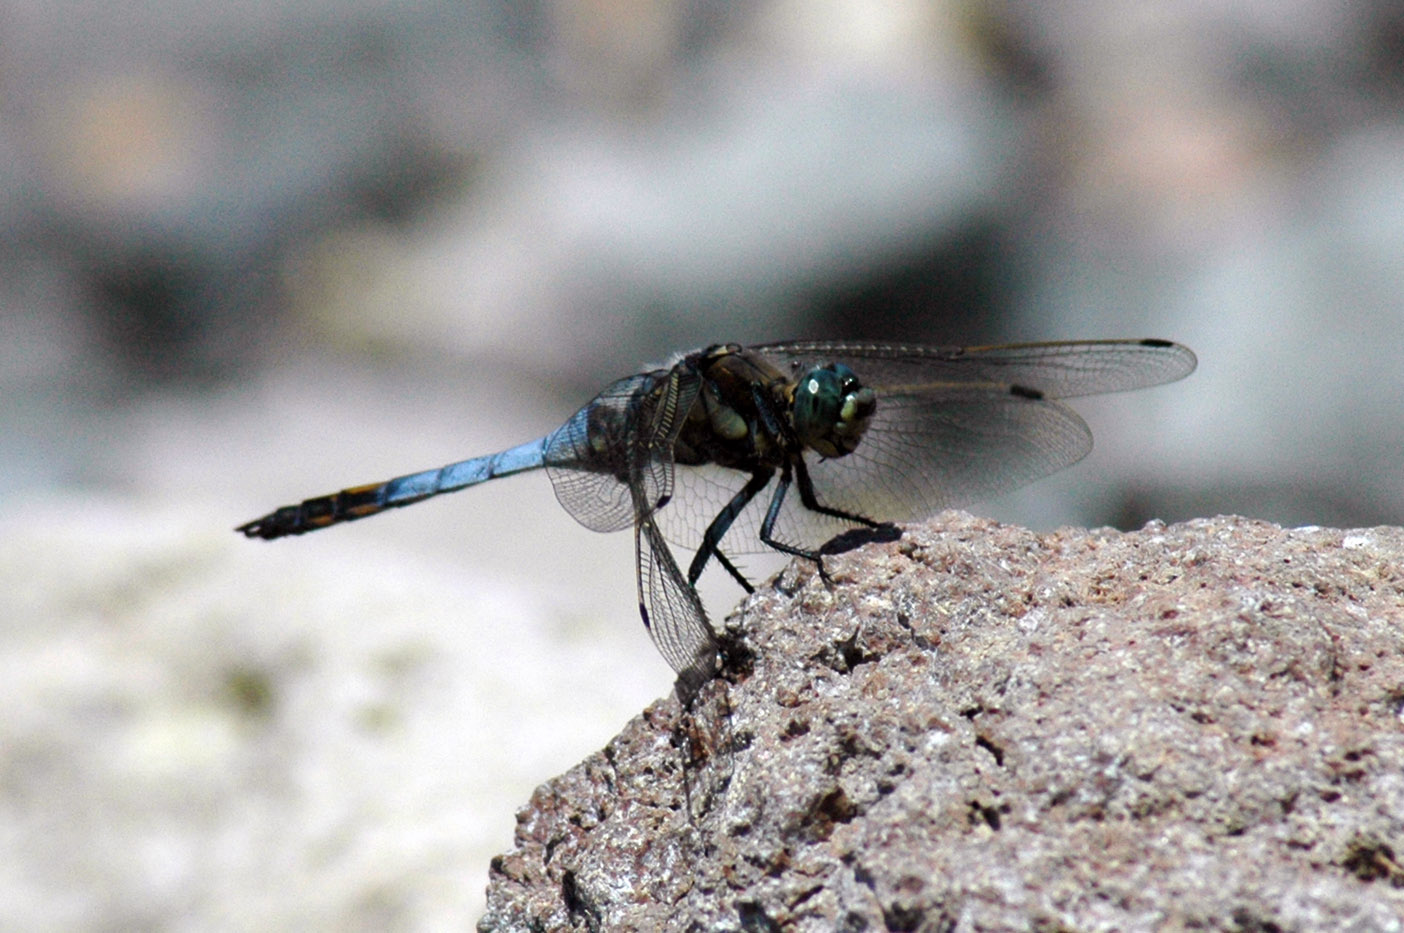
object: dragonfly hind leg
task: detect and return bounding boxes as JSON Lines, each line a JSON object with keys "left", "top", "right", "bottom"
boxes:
{"left": 688, "top": 470, "right": 772, "bottom": 591}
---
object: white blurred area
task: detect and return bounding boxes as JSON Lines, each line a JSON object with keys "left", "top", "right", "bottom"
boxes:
{"left": 2, "top": 0, "right": 1402, "bottom": 928}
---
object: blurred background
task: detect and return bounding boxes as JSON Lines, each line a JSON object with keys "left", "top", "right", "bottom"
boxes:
{"left": 3, "top": 0, "right": 1402, "bottom": 928}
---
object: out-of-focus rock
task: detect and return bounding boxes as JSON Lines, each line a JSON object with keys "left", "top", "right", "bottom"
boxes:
{"left": 481, "top": 513, "right": 1404, "bottom": 932}
{"left": 0, "top": 495, "right": 662, "bottom": 929}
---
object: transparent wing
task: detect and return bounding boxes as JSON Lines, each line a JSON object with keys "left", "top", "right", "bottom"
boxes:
{"left": 777, "top": 388, "right": 1092, "bottom": 545}
{"left": 636, "top": 511, "right": 717, "bottom": 702}
{"left": 545, "top": 367, "right": 701, "bottom": 533}
{"left": 661, "top": 385, "right": 1093, "bottom": 556}
{"left": 749, "top": 338, "right": 1197, "bottom": 400}
{"left": 655, "top": 339, "right": 1194, "bottom": 558}
{"left": 541, "top": 361, "right": 716, "bottom": 695}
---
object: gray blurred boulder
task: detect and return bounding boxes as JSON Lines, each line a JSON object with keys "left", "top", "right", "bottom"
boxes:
{"left": 482, "top": 513, "right": 1404, "bottom": 932}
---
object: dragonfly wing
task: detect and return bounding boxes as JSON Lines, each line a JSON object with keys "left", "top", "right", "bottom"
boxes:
{"left": 753, "top": 339, "right": 1197, "bottom": 399}
{"left": 661, "top": 383, "right": 1094, "bottom": 557}
{"left": 657, "top": 462, "right": 781, "bottom": 557}
{"left": 544, "top": 366, "right": 701, "bottom": 533}
{"left": 657, "top": 339, "right": 1192, "bottom": 557}
{"left": 786, "top": 385, "right": 1093, "bottom": 543}
{"left": 636, "top": 510, "right": 717, "bottom": 701}
{"left": 636, "top": 362, "right": 703, "bottom": 512}
{"left": 542, "top": 361, "right": 717, "bottom": 693}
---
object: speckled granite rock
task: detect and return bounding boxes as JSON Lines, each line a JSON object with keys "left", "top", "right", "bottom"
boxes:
{"left": 479, "top": 513, "right": 1404, "bottom": 932}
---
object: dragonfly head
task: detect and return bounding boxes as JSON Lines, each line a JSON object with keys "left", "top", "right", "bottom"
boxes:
{"left": 791, "top": 363, "right": 877, "bottom": 458}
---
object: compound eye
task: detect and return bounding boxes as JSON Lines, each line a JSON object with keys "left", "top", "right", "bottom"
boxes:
{"left": 791, "top": 363, "right": 876, "bottom": 458}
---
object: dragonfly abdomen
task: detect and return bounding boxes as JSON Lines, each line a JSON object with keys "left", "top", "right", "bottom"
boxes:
{"left": 237, "top": 438, "right": 548, "bottom": 540}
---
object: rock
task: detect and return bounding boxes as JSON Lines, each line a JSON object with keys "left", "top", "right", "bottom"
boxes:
{"left": 479, "top": 513, "right": 1404, "bottom": 932}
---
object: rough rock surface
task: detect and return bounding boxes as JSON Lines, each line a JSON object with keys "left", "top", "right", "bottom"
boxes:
{"left": 479, "top": 514, "right": 1404, "bottom": 932}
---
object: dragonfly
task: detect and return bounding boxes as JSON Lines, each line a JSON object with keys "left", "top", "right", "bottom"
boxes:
{"left": 239, "top": 339, "right": 1196, "bottom": 699}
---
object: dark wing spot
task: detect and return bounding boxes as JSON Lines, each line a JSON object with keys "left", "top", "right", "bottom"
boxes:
{"left": 1009, "top": 383, "right": 1044, "bottom": 400}
{"left": 1139, "top": 338, "right": 1174, "bottom": 348}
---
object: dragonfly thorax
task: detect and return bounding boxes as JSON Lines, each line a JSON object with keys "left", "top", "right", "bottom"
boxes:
{"left": 791, "top": 363, "right": 877, "bottom": 458}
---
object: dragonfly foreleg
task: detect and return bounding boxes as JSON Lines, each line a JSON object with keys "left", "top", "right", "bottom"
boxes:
{"left": 790, "top": 453, "right": 884, "bottom": 531}
{"left": 687, "top": 470, "right": 771, "bottom": 591}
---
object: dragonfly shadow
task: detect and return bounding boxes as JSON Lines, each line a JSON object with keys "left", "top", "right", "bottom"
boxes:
{"left": 818, "top": 521, "right": 903, "bottom": 557}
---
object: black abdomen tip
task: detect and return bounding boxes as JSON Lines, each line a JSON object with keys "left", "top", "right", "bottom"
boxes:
{"left": 236, "top": 505, "right": 305, "bottom": 539}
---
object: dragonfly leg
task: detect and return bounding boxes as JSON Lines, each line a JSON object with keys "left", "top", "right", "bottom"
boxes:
{"left": 757, "top": 457, "right": 886, "bottom": 584}
{"left": 714, "top": 550, "right": 754, "bottom": 595}
{"left": 790, "top": 454, "right": 883, "bottom": 530}
{"left": 755, "top": 469, "right": 832, "bottom": 578}
{"left": 743, "top": 385, "right": 833, "bottom": 569}
{"left": 688, "top": 470, "right": 772, "bottom": 590}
